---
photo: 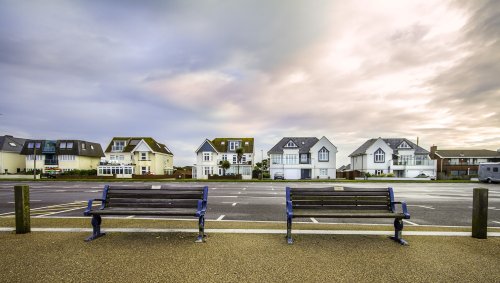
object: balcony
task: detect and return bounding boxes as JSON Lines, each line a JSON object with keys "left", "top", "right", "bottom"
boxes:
{"left": 392, "top": 159, "right": 436, "bottom": 167}
{"left": 44, "top": 159, "right": 58, "bottom": 166}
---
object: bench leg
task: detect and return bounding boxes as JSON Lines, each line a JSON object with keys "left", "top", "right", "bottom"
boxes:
{"left": 85, "top": 215, "right": 106, "bottom": 242}
{"left": 390, "top": 219, "right": 408, "bottom": 245}
{"left": 287, "top": 217, "right": 293, "bottom": 244}
{"left": 195, "top": 215, "right": 205, "bottom": 243}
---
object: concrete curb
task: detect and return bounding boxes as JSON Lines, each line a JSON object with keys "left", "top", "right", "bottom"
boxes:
{"left": 1, "top": 227, "right": 500, "bottom": 237}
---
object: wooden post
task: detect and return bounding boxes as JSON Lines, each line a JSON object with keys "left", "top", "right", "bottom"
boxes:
{"left": 472, "top": 188, "right": 488, "bottom": 239}
{"left": 14, "top": 185, "right": 30, "bottom": 234}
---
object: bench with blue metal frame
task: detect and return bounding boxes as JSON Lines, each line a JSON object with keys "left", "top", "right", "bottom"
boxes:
{"left": 286, "top": 186, "right": 410, "bottom": 245}
{"left": 83, "top": 185, "right": 208, "bottom": 242}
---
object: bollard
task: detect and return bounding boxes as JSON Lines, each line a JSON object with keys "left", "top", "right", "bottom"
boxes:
{"left": 14, "top": 185, "right": 30, "bottom": 234}
{"left": 472, "top": 188, "right": 488, "bottom": 239}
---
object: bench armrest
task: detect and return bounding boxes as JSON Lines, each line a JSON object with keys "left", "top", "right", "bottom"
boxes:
{"left": 392, "top": 201, "right": 410, "bottom": 219}
{"left": 83, "top": 199, "right": 105, "bottom": 216}
{"left": 286, "top": 200, "right": 293, "bottom": 218}
{"left": 196, "top": 199, "right": 207, "bottom": 217}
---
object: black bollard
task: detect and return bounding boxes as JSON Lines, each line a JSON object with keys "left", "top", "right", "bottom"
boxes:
{"left": 472, "top": 188, "right": 488, "bottom": 239}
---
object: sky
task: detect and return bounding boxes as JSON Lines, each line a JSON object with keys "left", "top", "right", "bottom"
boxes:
{"left": 0, "top": 0, "right": 499, "bottom": 167}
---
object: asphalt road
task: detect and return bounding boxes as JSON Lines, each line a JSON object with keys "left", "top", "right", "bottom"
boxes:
{"left": 0, "top": 181, "right": 499, "bottom": 227}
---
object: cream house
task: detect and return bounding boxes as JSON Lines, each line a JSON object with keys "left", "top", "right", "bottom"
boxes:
{"left": 0, "top": 135, "right": 27, "bottom": 174}
{"left": 98, "top": 137, "right": 174, "bottom": 177}
{"left": 21, "top": 139, "right": 104, "bottom": 173}
{"left": 193, "top": 138, "right": 254, "bottom": 180}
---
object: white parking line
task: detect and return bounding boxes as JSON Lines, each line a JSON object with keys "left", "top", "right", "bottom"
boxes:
{"left": 310, "top": 218, "right": 319, "bottom": 223}
{"left": 492, "top": 221, "right": 500, "bottom": 225}
{"left": 216, "top": 215, "right": 225, "bottom": 221}
{"left": 403, "top": 220, "right": 419, "bottom": 226}
{"left": 126, "top": 215, "right": 134, "bottom": 219}
{"left": 86, "top": 190, "right": 99, "bottom": 193}
{"left": 242, "top": 188, "right": 247, "bottom": 191}
{"left": 408, "top": 205, "right": 435, "bottom": 210}
{"left": 35, "top": 206, "right": 87, "bottom": 217}
{"left": 232, "top": 203, "right": 237, "bottom": 207}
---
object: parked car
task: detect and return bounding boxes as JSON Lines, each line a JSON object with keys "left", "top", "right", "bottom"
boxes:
{"left": 416, "top": 173, "right": 436, "bottom": 180}
{"left": 274, "top": 172, "right": 284, "bottom": 180}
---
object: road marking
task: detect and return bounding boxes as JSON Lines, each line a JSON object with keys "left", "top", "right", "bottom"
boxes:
{"left": 242, "top": 188, "right": 246, "bottom": 191}
{"left": 126, "top": 215, "right": 134, "bottom": 219}
{"left": 151, "top": 185, "right": 161, "bottom": 189}
{"left": 212, "top": 188, "right": 217, "bottom": 190}
{"left": 91, "top": 186, "right": 101, "bottom": 189}
{"left": 403, "top": 220, "right": 419, "bottom": 226}
{"left": 216, "top": 215, "right": 225, "bottom": 221}
{"left": 35, "top": 206, "right": 87, "bottom": 217}
{"left": 55, "top": 190, "right": 67, "bottom": 192}
{"left": 408, "top": 205, "right": 435, "bottom": 210}
{"left": 310, "top": 218, "right": 319, "bottom": 223}
{"left": 492, "top": 221, "right": 500, "bottom": 225}
{"left": 232, "top": 203, "right": 237, "bottom": 207}
{"left": 86, "top": 190, "right": 99, "bottom": 193}
{"left": 238, "top": 192, "right": 241, "bottom": 194}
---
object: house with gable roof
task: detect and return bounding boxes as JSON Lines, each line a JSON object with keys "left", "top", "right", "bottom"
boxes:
{"left": 349, "top": 138, "right": 436, "bottom": 178}
{"left": 0, "top": 135, "right": 27, "bottom": 174}
{"left": 192, "top": 137, "right": 254, "bottom": 179}
{"left": 268, "top": 136, "right": 337, "bottom": 180}
{"left": 98, "top": 137, "right": 173, "bottom": 177}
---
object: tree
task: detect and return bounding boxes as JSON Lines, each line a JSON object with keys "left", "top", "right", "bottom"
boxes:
{"left": 220, "top": 160, "right": 230, "bottom": 176}
{"left": 236, "top": 147, "right": 244, "bottom": 176}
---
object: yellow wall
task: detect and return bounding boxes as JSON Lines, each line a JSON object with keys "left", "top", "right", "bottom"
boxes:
{"left": 134, "top": 152, "right": 173, "bottom": 175}
{"left": 25, "top": 155, "right": 101, "bottom": 172}
{"left": 0, "top": 152, "right": 26, "bottom": 173}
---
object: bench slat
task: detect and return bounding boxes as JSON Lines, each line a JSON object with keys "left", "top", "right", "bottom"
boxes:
{"left": 108, "top": 192, "right": 203, "bottom": 199}
{"left": 88, "top": 207, "right": 198, "bottom": 216}
{"left": 292, "top": 205, "right": 390, "bottom": 210}
{"left": 108, "top": 199, "right": 199, "bottom": 209}
{"left": 293, "top": 209, "right": 403, "bottom": 218}
{"left": 291, "top": 191, "right": 388, "bottom": 197}
{"left": 291, "top": 187, "right": 388, "bottom": 192}
{"left": 291, "top": 199, "right": 389, "bottom": 206}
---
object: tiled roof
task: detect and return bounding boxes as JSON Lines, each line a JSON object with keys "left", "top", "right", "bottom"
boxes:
{"left": 211, "top": 138, "right": 254, "bottom": 153}
{"left": 349, "top": 138, "right": 429, "bottom": 157}
{"left": 267, "top": 137, "right": 319, "bottom": 154}
{"left": 105, "top": 137, "right": 173, "bottom": 155}
{"left": 20, "top": 140, "right": 104, "bottom": 157}
{"left": 0, "top": 135, "right": 26, "bottom": 153}
{"left": 434, "top": 149, "right": 500, "bottom": 158}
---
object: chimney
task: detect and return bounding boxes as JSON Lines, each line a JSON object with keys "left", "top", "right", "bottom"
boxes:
{"left": 430, "top": 145, "right": 437, "bottom": 155}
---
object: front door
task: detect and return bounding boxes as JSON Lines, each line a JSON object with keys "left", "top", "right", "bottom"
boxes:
{"left": 301, "top": 169, "right": 311, "bottom": 179}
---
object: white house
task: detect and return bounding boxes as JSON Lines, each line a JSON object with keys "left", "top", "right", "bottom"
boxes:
{"left": 349, "top": 138, "right": 436, "bottom": 177}
{"left": 268, "top": 137, "right": 337, "bottom": 180}
{"left": 192, "top": 138, "right": 254, "bottom": 180}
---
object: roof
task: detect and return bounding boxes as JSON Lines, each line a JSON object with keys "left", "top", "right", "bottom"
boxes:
{"left": 349, "top": 138, "right": 429, "bottom": 157}
{"left": 267, "top": 137, "right": 319, "bottom": 154}
{"left": 105, "top": 137, "right": 173, "bottom": 155}
{"left": 0, "top": 135, "right": 27, "bottom": 153}
{"left": 20, "top": 140, "right": 104, "bottom": 157}
{"left": 211, "top": 138, "right": 254, "bottom": 153}
{"left": 434, "top": 149, "right": 500, "bottom": 158}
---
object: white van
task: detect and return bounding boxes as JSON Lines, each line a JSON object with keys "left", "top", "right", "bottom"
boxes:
{"left": 478, "top": 162, "right": 500, "bottom": 183}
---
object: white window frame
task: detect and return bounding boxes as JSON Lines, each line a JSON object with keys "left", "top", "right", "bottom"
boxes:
{"left": 285, "top": 140, "right": 296, "bottom": 148}
{"left": 374, "top": 148, "right": 385, "bottom": 163}
{"left": 203, "top": 152, "right": 211, "bottom": 162}
{"left": 318, "top": 147, "right": 329, "bottom": 162}
{"left": 141, "top": 152, "right": 148, "bottom": 160}
{"left": 222, "top": 154, "right": 227, "bottom": 161}
{"left": 320, "top": 168, "right": 328, "bottom": 175}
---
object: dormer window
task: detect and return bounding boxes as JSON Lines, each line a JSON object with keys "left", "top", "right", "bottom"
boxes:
{"left": 60, "top": 142, "right": 67, "bottom": 149}
{"left": 67, "top": 142, "right": 73, "bottom": 149}
{"left": 9, "top": 142, "right": 16, "bottom": 147}
{"left": 81, "top": 143, "right": 86, "bottom": 149}
{"left": 113, "top": 141, "right": 125, "bottom": 152}
{"left": 229, "top": 141, "right": 241, "bottom": 151}
{"left": 285, "top": 140, "right": 297, "bottom": 148}
{"left": 374, "top": 148, "right": 385, "bottom": 163}
{"left": 28, "top": 143, "right": 34, "bottom": 148}
{"left": 398, "top": 141, "right": 411, "bottom": 149}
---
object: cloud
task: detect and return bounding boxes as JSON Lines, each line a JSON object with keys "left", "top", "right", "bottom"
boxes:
{"left": 0, "top": 0, "right": 498, "bottom": 167}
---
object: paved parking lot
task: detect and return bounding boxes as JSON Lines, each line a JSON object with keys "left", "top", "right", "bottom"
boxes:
{"left": 0, "top": 181, "right": 499, "bottom": 227}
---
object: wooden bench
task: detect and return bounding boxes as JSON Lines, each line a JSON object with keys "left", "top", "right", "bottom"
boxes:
{"left": 286, "top": 186, "right": 410, "bottom": 245}
{"left": 83, "top": 185, "right": 208, "bottom": 242}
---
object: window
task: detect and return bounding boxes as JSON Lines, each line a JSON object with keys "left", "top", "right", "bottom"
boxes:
{"left": 141, "top": 152, "right": 148, "bottom": 160}
{"left": 81, "top": 143, "right": 86, "bottom": 149}
{"left": 398, "top": 141, "right": 411, "bottom": 149}
{"left": 229, "top": 141, "right": 240, "bottom": 151}
{"left": 222, "top": 154, "right": 227, "bottom": 161}
{"left": 204, "top": 166, "right": 213, "bottom": 176}
{"left": 27, "top": 143, "right": 34, "bottom": 148}
{"left": 59, "top": 155, "right": 75, "bottom": 161}
{"left": 113, "top": 141, "right": 125, "bottom": 151}
{"left": 203, "top": 152, "right": 211, "bottom": 161}
{"left": 8, "top": 142, "right": 16, "bottom": 147}
{"left": 284, "top": 154, "right": 298, "bottom": 165}
{"left": 494, "top": 167, "right": 499, "bottom": 173}
{"left": 487, "top": 167, "right": 491, "bottom": 171}
{"left": 241, "top": 155, "right": 246, "bottom": 163}
{"left": 233, "top": 155, "right": 237, "bottom": 163}
{"left": 320, "top": 169, "right": 328, "bottom": 175}
{"left": 60, "top": 142, "right": 66, "bottom": 149}
{"left": 90, "top": 145, "right": 94, "bottom": 150}
{"left": 271, "top": 154, "right": 282, "bottom": 165}
{"left": 375, "top": 170, "right": 383, "bottom": 175}
{"left": 300, "top": 154, "right": 309, "bottom": 163}
{"left": 374, "top": 148, "right": 385, "bottom": 163}
{"left": 318, "top": 147, "right": 329, "bottom": 162}
{"left": 35, "top": 142, "right": 41, "bottom": 148}
{"left": 67, "top": 142, "right": 73, "bottom": 149}
{"left": 285, "top": 140, "right": 297, "bottom": 148}
{"left": 141, "top": 166, "right": 149, "bottom": 174}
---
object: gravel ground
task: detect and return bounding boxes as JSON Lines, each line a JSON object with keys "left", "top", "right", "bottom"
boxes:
{"left": 0, "top": 218, "right": 499, "bottom": 282}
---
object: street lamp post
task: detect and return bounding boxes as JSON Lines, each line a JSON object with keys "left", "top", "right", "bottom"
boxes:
{"left": 33, "top": 146, "right": 37, "bottom": 180}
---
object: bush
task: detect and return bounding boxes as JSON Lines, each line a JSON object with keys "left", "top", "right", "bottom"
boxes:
{"left": 60, "top": 169, "right": 97, "bottom": 176}
{"left": 386, "top": 173, "right": 395, "bottom": 177}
